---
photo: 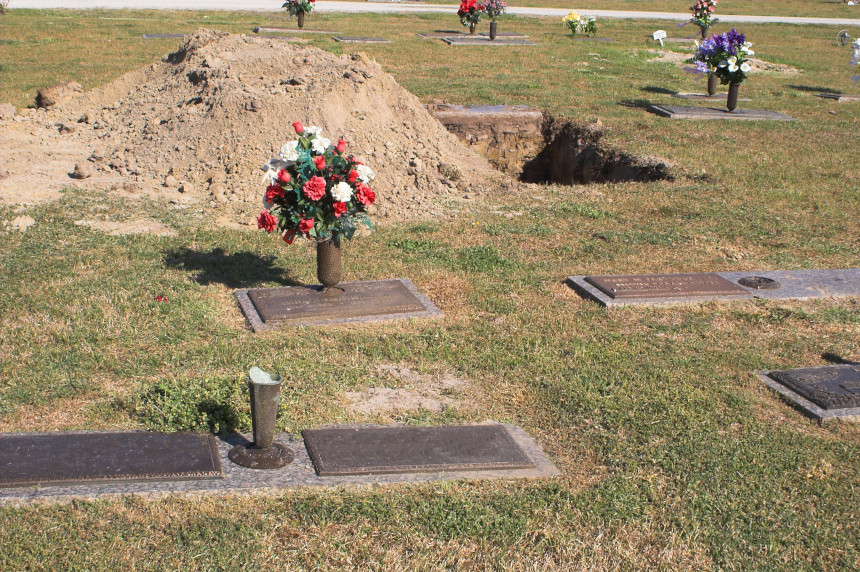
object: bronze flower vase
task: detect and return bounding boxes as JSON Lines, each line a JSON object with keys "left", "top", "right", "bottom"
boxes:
{"left": 228, "top": 367, "right": 294, "bottom": 469}
{"left": 297, "top": 10, "right": 305, "bottom": 28}
{"left": 707, "top": 72, "right": 717, "bottom": 97}
{"left": 727, "top": 82, "right": 740, "bottom": 112}
{"left": 701, "top": 26, "right": 708, "bottom": 39}
{"left": 469, "top": 23, "right": 476, "bottom": 34}
{"left": 316, "top": 238, "right": 342, "bottom": 290}
{"left": 489, "top": 21, "right": 498, "bottom": 40}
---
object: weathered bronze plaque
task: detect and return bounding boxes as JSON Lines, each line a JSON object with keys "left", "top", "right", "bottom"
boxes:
{"left": 0, "top": 432, "right": 222, "bottom": 488}
{"left": 302, "top": 425, "right": 535, "bottom": 476}
{"left": 246, "top": 280, "right": 428, "bottom": 325}
{"left": 768, "top": 365, "right": 860, "bottom": 410}
{"left": 585, "top": 273, "right": 749, "bottom": 299}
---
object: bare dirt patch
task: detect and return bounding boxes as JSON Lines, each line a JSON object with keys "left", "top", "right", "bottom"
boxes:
{"left": 73, "top": 218, "right": 177, "bottom": 236}
{"left": 0, "top": 29, "right": 503, "bottom": 227}
{"left": 343, "top": 364, "right": 475, "bottom": 416}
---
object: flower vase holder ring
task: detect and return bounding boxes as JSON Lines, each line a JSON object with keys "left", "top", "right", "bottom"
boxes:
{"left": 469, "top": 23, "right": 476, "bottom": 34}
{"left": 490, "top": 21, "right": 498, "bottom": 40}
{"left": 297, "top": 10, "right": 305, "bottom": 28}
{"left": 228, "top": 367, "right": 294, "bottom": 470}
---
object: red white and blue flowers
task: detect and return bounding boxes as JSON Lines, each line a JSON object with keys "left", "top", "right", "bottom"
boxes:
{"left": 690, "top": 0, "right": 718, "bottom": 32}
{"left": 691, "top": 29, "right": 753, "bottom": 84}
{"left": 258, "top": 122, "right": 375, "bottom": 245}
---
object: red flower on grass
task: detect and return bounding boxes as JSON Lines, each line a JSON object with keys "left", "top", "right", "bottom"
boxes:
{"left": 155, "top": 295, "right": 168, "bottom": 302}
{"left": 266, "top": 184, "right": 285, "bottom": 203}
{"left": 356, "top": 185, "right": 376, "bottom": 206}
{"left": 257, "top": 210, "right": 278, "bottom": 232}
{"left": 333, "top": 202, "right": 347, "bottom": 217}
{"left": 303, "top": 176, "right": 326, "bottom": 201}
{"left": 298, "top": 218, "right": 314, "bottom": 233}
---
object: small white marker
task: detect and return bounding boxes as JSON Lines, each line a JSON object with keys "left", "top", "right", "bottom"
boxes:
{"left": 653, "top": 29, "right": 667, "bottom": 47}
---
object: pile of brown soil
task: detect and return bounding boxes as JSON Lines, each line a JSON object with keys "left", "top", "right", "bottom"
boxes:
{"left": 0, "top": 29, "right": 503, "bottom": 223}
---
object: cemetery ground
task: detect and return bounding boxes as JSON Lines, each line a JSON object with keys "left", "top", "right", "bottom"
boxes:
{"left": 1, "top": 7, "right": 859, "bottom": 570}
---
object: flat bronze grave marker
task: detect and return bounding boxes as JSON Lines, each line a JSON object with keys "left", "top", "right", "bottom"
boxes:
{"left": 759, "top": 365, "right": 860, "bottom": 422}
{"left": 816, "top": 93, "right": 860, "bottom": 102}
{"left": 648, "top": 104, "right": 794, "bottom": 121}
{"left": 236, "top": 278, "right": 442, "bottom": 331}
{"left": 253, "top": 26, "right": 336, "bottom": 35}
{"left": 442, "top": 37, "right": 536, "bottom": 46}
{"left": 302, "top": 424, "right": 535, "bottom": 476}
{"left": 0, "top": 432, "right": 222, "bottom": 488}
{"left": 673, "top": 93, "right": 750, "bottom": 102}
{"left": 584, "top": 273, "right": 749, "bottom": 300}
{"left": 333, "top": 36, "right": 391, "bottom": 43}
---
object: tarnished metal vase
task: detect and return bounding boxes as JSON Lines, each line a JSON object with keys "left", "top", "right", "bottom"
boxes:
{"left": 228, "top": 367, "right": 293, "bottom": 469}
{"left": 297, "top": 10, "right": 305, "bottom": 28}
{"left": 727, "top": 82, "right": 740, "bottom": 112}
{"left": 489, "top": 21, "right": 498, "bottom": 40}
{"left": 707, "top": 72, "right": 717, "bottom": 97}
{"left": 316, "top": 238, "right": 342, "bottom": 289}
{"left": 701, "top": 26, "right": 708, "bottom": 39}
{"left": 469, "top": 24, "right": 476, "bottom": 35}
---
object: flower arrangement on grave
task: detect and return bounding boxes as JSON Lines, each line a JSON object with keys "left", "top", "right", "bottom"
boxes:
{"left": 257, "top": 122, "right": 375, "bottom": 288}
{"left": 851, "top": 39, "right": 860, "bottom": 68}
{"left": 458, "top": 0, "right": 485, "bottom": 33}
{"left": 690, "top": 0, "right": 718, "bottom": 37}
{"left": 282, "top": 0, "right": 315, "bottom": 27}
{"left": 483, "top": 0, "right": 506, "bottom": 21}
{"left": 562, "top": 10, "right": 597, "bottom": 38}
{"left": 0, "top": 0, "right": 8, "bottom": 15}
{"left": 690, "top": 29, "right": 753, "bottom": 110}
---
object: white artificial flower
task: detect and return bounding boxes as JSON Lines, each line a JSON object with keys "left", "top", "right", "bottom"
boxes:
{"left": 718, "top": 59, "right": 728, "bottom": 68}
{"left": 311, "top": 136, "right": 331, "bottom": 155}
{"left": 728, "top": 56, "right": 737, "bottom": 65}
{"left": 745, "top": 49, "right": 754, "bottom": 56}
{"left": 740, "top": 62, "right": 751, "bottom": 73}
{"left": 279, "top": 140, "right": 299, "bottom": 161}
{"left": 743, "top": 41, "right": 752, "bottom": 48}
{"left": 305, "top": 126, "right": 323, "bottom": 137}
{"left": 261, "top": 163, "right": 278, "bottom": 185}
{"left": 355, "top": 164, "right": 375, "bottom": 183}
{"left": 728, "top": 63, "right": 739, "bottom": 72}
{"left": 331, "top": 181, "right": 353, "bottom": 202}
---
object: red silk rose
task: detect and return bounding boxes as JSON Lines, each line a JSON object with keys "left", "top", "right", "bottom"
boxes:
{"left": 298, "top": 218, "right": 314, "bottom": 233}
{"left": 312, "top": 155, "right": 326, "bottom": 170}
{"left": 335, "top": 139, "right": 347, "bottom": 154}
{"left": 257, "top": 210, "right": 278, "bottom": 232}
{"left": 277, "top": 169, "right": 291, "bottom": 183}
{"left": 333, "top": 201, "right": 347, "bottom": 217}
{"left": 356, "top": 185, "right": 375, "bottom": 206}
{"left": 266, "top": 184, "right": 285, "bottom": 203}
{"left": 302, "top": 176, "right": 326, "bottom": 201}
{"left": 347, "top": 170, "right": 359, "bottom": 183}
{"left": 292, "top": 121, "right": 304, "bottom": 134}
{"left": 283, "top": 229, "right": 298, "bottom": 244}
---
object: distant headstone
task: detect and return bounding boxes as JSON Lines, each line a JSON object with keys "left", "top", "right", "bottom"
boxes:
{"left": 442, "top": 37, "right": 536, "bottom": 46}
{"left": 0, "top": 432, "right": 222, "bottom": 488}
{"left": 302, "top": 424, "right": 535, "bottom": 476}
{"left": 816, "top": 93, "right": 860, "bottom": 102}
{"left": 235, "top": 278, "right": 442, "bottom": 331}
{"left": 584, "top": 273, "right": 748, "bottom": 299}
{"left": 333, "top": 37, "right": 391, "bottom": 43}
{"left": 648, "top": 104, "right": 795, "bottom": 121}
{"left": 760, "top": 365, "right": 860, "bottom": 422}
{"left": 141, "top": 34, "right": 185, "bottom": 39}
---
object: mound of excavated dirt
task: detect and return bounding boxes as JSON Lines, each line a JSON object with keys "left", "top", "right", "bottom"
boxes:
{"left": 0, "top": 29, "right": 503, "bottom": 222}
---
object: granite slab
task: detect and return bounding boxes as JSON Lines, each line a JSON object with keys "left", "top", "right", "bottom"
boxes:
{"left": 816, "top": 93, "right": 860, "bottom": 102}
{"left": 0, "top": 432, "right": 222, "bottom": 488}
{"left": 0, "top": 424, "right": 560, "bottom": 505}
{"left": 648, "top": 104, "right": 794, "bottom": 121}
{"left": 757, "top": 367, "right": 860, "bottom": 423}
{"left": 235, "top": 278, "right": 442, "bottom": 331}
{"left": 567, "top": 268, "right": 860, "bottom": 307}
{"left": 333, "top": 36, "right": 391, "bottom": 43}
{"left": 253, "top": 26, "right": 336, "bottom": 34}
{"left": 442, "top": 37, "right": 536, "bottom": 46}
{"left": 303, "top": 424, "right": 534, "bottom": 476}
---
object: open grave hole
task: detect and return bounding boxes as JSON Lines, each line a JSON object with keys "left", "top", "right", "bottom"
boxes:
{"left": 431, "top": 104, "right": 674, "bottom": 185}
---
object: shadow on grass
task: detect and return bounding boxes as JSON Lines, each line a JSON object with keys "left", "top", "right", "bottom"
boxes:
{"left": 786, "top": 84, "right": 840, "bottom": 94}
{"left": 822, "top": 352, "right": 860, "bottom": 365}
{"left": 164, "top": 247, "right": 301, "bottom": 288}
{"left": 618, "top": 98, "right": 654, "bottom": 110}
{"left": 641, "top": 86, "right": 675, "bottom": 95}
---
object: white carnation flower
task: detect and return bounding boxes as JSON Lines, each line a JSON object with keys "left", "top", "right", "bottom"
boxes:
{"left": 279, "top": 140, "right": 299, "bottom": 161}
{"left": 311, "top": 136, "right": 331, "bottom": 155}
{"left": 305, "top": 126, "right": 323, "bottom": 137}
{"left": 331, "top": 182, "right": 353, "bottom": 202}
{"left": 740, "top": 62, "right": 751, "bottom": 73}
{"left": 355, "top": 164, "right": 375, "bottom": 183}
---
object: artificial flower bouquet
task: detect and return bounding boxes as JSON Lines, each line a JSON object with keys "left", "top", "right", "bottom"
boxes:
{"left": 690, "top": 0, "right": 718, "bottom": 32}
{"left": 851, "top": 38, "right": 860, "bottom": 68}
{"left": 282, "top": 0, "right": 315, "bottom": 16}
{"left": 483, "top": 0, "right": 506, "bottom": 21}
{"left": 257, "top": 122, "right": 375, "bottom": 245}
{"left": 562, "top": 10, "right": 597, "bottom": 38}
{"left": 691, "top": 29, "right": 753, "bottom": 84}
{"left": 458, "top": 0, "right": 485, "bottom": 28}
